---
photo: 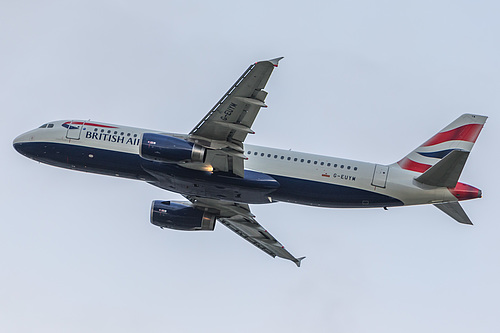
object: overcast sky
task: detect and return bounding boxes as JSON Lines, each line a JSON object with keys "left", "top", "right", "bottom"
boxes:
{"left": 1, "top": 1, "right": 500, "bottom": 332}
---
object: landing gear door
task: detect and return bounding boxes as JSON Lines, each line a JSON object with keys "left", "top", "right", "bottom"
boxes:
{"left": 65, "top": 121, "right": 84, "bottom": 140}
{"left": 372, "top": 165, "right": 389, "bottom": 188}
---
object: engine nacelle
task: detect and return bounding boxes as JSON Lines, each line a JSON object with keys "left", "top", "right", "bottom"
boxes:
{"left": 150, "top": 200, "right": 216, "bottom": 231}
{"left": 140, "top": 133, "right": 205, "bottom": 163}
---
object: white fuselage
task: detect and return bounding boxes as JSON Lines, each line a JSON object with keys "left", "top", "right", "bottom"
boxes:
{"left": 13, "top": 120, "right": 459, "bottom": 208}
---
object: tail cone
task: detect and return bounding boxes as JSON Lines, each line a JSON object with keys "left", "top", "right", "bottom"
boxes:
{"left": 449, "top": 182, "right": 482, "bottom": 201}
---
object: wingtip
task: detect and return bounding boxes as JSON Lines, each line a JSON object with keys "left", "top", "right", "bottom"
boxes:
{"left": 254, "top": 57, "right": 284, "bottom": 67}
{"left": 294, "top": 256, "right": 306, "bottom": 267}
{"left": 268, "top": 57, "right": 284, "bottom": 67}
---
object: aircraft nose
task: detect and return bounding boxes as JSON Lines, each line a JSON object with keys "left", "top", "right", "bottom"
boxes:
{"left": 13, "top": 133, "right": 25, "bottom": 145}
{"left": 13, "top": 132, "right": 33, "bottom": 155}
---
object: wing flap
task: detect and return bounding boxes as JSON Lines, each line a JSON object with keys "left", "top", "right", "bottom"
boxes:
{"left": 186, "top": 195, "right": 305, "bottom": 267}
{"left": 219, "top": 217, "right": 305, "bottom": 267}
{"left": 189, "top": 59, "right": 278, "bottom": 141}
{"left": 188, "top": 58, "right": 282, "bottom": 176}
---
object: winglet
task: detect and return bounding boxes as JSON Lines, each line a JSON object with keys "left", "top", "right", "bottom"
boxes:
{"left": 267, "top": 57, "right": 284, "bottom": 67}
{"left": 294, "top": 256, "right": 306, "bottom": 267}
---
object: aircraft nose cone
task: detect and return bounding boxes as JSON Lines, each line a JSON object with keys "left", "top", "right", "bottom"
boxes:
{"left": 13, "top": 132, "right": 32, "bottom": 156}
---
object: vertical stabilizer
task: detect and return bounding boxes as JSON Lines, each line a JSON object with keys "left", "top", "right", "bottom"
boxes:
{"left": 394, "top": 114, "right": 487, "bottom": 174}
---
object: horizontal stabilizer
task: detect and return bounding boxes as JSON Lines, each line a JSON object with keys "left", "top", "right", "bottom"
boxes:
{"left": 434, "top": 202, "right": 473, "bottom": 225}
{"left": 415, "top": 150, "right": 469, "bottom": 187}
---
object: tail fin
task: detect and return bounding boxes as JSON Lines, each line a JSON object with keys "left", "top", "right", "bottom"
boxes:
{"left": 393, "top": 114, "right": 487, "bottom": 225}
{"left": 393, "top": 114, "right": 487, "bottom": 175}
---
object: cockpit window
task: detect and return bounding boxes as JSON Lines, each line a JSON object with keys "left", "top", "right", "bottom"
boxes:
{"left": 47, "top": 123, "right": 54, "bottom": 128}
{"left": 39, "top": 124, "right": 48, "bottom": 128}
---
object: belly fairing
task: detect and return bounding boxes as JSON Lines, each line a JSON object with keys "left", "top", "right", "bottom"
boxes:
{"left": 15, "top": 141, "right": 402, "bottom": 207}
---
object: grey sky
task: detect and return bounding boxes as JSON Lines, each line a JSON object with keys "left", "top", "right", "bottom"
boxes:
{"left": 1, "top": 1, "right": 499, "bottom": 332}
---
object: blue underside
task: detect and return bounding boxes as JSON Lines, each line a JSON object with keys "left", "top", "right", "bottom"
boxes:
{"left": 14, "top": 142, "right": 403, "bottom": 208}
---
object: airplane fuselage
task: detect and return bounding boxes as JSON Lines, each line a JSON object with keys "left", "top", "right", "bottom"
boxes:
{"left": 13, "top": 119, "right": 471, "bottom": 209}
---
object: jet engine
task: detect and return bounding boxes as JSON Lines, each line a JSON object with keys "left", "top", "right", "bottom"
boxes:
{"left": 140, "top": 133, "right": 205, "bottom": 163}
{"left": 150, "top": 200, "right": 216, "bottom": 231}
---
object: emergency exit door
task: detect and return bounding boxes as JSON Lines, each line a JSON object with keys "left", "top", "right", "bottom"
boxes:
{"left": 371, "top": 165, "right": 389, "bottom": 188}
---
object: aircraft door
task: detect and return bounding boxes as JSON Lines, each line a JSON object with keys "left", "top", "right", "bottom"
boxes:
{"left": 371, "top": 165, "right": 389, "bottom": 188}
{"left": 65, "top": 121, "right": 84, "bottom": 140}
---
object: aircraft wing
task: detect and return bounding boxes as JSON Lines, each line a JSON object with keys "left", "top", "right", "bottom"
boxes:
{"left": 185, "top": 196, "right": 305, "bottom": 267}
{"left": 188, "top": 57, "right": 283, "bottom": 177}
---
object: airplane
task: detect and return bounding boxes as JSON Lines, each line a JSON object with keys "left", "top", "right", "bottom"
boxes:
{"left": 13, "top": 57, "right": 487, "bottom": 267}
